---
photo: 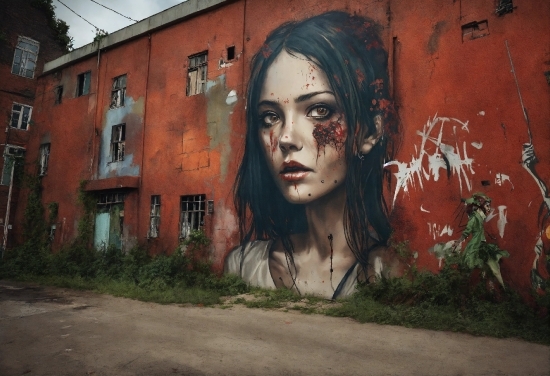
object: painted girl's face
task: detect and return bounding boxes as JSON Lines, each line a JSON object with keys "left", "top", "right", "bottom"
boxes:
{"left": 257, "top": 51, "right": 347, "bottom": 204}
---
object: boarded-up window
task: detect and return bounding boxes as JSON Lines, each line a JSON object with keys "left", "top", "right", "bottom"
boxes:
{"left": 180, "top": 194, "right": 205, "bottom": 239}
{"left": 111, "top": 124, "right": 125, "bottom": 162}
{"left": 187, "top": 52, "right": 207, "bottom": 96}
{"left": 11, "top": 36, "right": 39, "bottom": 78}
{"left": 111, "top": 75, "right": 127, "bottom": 108}
{"left": 10, "top": 103, "right": 32, "bottom": 130}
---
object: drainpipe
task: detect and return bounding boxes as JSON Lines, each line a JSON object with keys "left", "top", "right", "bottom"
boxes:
{"left": 2, "top": 156, "right": 15, "bottom": 256}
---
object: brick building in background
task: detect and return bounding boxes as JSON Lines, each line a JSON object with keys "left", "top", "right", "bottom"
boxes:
{"left": 0, "top": 0, "right": 68, "bottom": 249}
{"left": 12, "top": 0, "right": 550, "bottom": 293}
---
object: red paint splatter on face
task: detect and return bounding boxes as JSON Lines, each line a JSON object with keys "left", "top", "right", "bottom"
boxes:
{"left": 269, "top": 130, "right": 277, "bottom": 156}
{"left": 356, "top": 69, "right": 365, "bottom": 84}
{"left": 313, "top": 116, "right": 347, "bottom": 155}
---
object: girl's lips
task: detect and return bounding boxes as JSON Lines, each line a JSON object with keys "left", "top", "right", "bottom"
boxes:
{"left": 280, "top": 170, "right": 310, "bottom": 182}
{"left": 279, "top": 161, "right": 312, "bottom": 182}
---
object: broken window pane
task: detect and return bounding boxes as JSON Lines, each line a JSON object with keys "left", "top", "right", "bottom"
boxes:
{"left": 110, "top": 74, "right": 127, "bottom": 108}
{"left": 179, "top": 194, "right": 206, "bottom": 239}
{"left": 187, "top": 52, "right": 208, "bottom": 96}
{"left": 461, "top": 20, "right": 489, "bottom": 42}
{"left": 77, "top": 71, "right": 91, "bottom": 96}
{"left": 11, "top": 36, "right": 39, "bottom": 78}
{"left": 110, "top": 124, "right": 125, "bottom": 162}
{"left": 1, "top": 146, "right": 25, "bottom": 186}
{"left": 149, "top": 195, "right": 161, "bottom": 238}
{"left": 10, "top": 103, "right": 32, "bottom": 130}
{"left": 39, "top": 143, "right": 50, "bottom": 176}
{"left": 55, "top": 86, "right": 63, "bottom": 104}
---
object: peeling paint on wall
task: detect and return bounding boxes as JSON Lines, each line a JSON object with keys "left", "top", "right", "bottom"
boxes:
{"left": 98, "top": 96, "right": 143, "bottom": 179}
{"left": 206, "top": 75, "right": 237, "bottom": 182}
{"left": 495, "top": 173, "right": 514, "bottom": 190}
{"left": 497, "top": 205, "right": 507, "bottom": 238}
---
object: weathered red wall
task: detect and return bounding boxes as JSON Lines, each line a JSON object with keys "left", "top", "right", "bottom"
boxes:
{"left": 19, "top": 0, "right": 550, "bottom": 293}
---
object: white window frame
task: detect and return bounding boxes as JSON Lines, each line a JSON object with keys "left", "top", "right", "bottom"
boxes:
{"left": 39, "top": 143, "right": 50, "bottom": 176}
{"left": 110, "top": 124, "right": 125, "bottom": 162}
{"left": 148, "top": 195, "right": 161, "bottom": 238}
{"left": 179, "top": 194, "right": 206, "bottom": 239}
{"left": 187, "top": 52, "right": 208, "bottom": 96}
{"left": 110, "top": 75, "right": 127, "bottom": 108}
{"left": 11, "top": 36, "right": 39, "bottom": 78}
{"left": 10, "top": 103, "right": 32, "bottom": 130}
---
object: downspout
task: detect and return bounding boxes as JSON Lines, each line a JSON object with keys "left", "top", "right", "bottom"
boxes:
{"left": 2, "top": 155, "right": 15, "bottom": 255}
{"left": 139, "top": 33, "right": 152, "bottom": 240}
{"left": 90, "top": 44, "right": 102, "bottom": 179}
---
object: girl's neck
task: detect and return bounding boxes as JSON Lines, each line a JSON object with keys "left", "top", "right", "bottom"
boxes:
{"left": 297, "top": 184, "right": 350, "bottom": 259}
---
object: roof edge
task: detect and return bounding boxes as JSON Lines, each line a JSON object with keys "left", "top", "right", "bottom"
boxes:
{"left": 43, "top": 0, "right": 230, "bottom": 74}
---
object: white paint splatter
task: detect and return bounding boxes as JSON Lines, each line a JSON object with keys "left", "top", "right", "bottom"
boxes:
{"left": 495, "top": 173, "right": 514, "bottom": 190}
{"left": 471, "top": 142, "right": 483, "bottom": 149}
{"left": 420, "top": 205, "right": 430, "bottom": 213}
{"left": 428, "top": 222, "right": 454, "bottom": 240}
{"left": 497, "top": 205, "right": 508, "bottom": 238}
{"left": 385, "top": 114, "right": 475, "bottom": 206}
{"left": 478, "top": 111, "right": 485, "bottom": 116}
{"left": 226, "top": 90, "right": 238, "bottom": 105}
{"left": 485, "top": 208, "right": 497, "bottom": 222}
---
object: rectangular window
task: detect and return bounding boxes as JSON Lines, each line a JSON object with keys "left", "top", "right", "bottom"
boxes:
{"left": 77, "top": 71, "right": 91, "bottom": 96}
{"left": 110, "top": 124, "right": 125, "bottom": 162}
{"left": 1, "top": 146, "right": 25, "bottom": 186}
{"left": 187, "top": 52, "right": 208, "bottom": 96}
{"left": 227, "top": 46, "right": 235, "bottom": 61}
{"left": 39, "top": 143, "right": 50, "bottom": 176}
{"left": 54, "top": 85, "right": 63, "bottom": 104}
{"left": 496, "top": 0, "right": 514, "bottom": 16}
{"left": 10, "top": 103, "right": 32, "bottom": 130}
{"left": 110, "top": 74, "right": 127, "bottom": 108}
{"left": 149, "top": 195, "right": 161, "bottom": 238}
{"left": 179, "top": 194, "right": 206, "bottom": 239}
{"left": 11, "top": 36, "right": 39, "bottom": 78}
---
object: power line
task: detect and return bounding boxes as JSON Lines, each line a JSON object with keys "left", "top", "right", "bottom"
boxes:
{"left": 56, "top": 0, "right": 101, "bottom": 31}
{"left": 88, "top": 0, "right": 139, "bottom": 23}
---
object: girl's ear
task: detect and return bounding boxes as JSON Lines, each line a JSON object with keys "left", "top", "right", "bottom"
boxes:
{"left": 359, "top": 115, "right": 383, "bottom": 154}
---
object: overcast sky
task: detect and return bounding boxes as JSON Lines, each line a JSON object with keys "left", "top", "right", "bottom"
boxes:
{"left": 53, "top": 0, "right": 185, "bottom": 49}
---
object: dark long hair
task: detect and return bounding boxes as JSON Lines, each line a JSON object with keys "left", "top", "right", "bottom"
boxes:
{"left": 234, "top": 11, "right": 398, "bottom": 270}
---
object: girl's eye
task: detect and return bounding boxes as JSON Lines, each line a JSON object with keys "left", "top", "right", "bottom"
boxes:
{"left": 260, "top": 112, "right": 280, "bottom": 127}
{"left": 307, "top": 105, "right": 332, "bottom": 120}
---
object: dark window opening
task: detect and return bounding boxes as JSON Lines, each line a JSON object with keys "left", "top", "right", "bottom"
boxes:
{"left": 544, "top": 71, "right": 550, "bottom": 85}
{"left": 39, "top": 143, "right": 50, "bottom": 176}
{"left": 495, "top": 0, "right": 514, "bottom": 16}
{"left": 180, "top": 194, "right": 206, "bottom": 239}
{"left": 110, "top": 74, "right": 127, "bottom": 108}
{"left": 77, "top": 71, "right": 91, "bottom": 96}
{"left": 187, "top": 52, "right": 208, "bottom": 96}
{"left": 227, "top": 46, "right": 235, "bottom": 61}
{"left": 55, "top": 85, "right": 63, "bottom": 105}
{"left": 110, "top": 124, "right": 125, "bottom": 162}
{"left": 461, "top": 20, "right": 489, "bottom": 42}
{"left": 1, "top": 146, "right": 25, "bottom": 186}
{"left": 149, "top": 195, "right": 161, "bottom": 238}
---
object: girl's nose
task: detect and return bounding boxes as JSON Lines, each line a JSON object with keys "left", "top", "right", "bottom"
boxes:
{"left": 278, "top": 118, "right": 303, "bottom": 152}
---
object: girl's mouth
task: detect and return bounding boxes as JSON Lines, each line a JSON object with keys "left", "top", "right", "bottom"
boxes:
{"left": 280, "top": 161, "right": 312, "bottom": 182}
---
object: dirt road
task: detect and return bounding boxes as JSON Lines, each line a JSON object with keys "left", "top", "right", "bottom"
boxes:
{"left": 0, "top": 281, "right": 548, "bottom": 376}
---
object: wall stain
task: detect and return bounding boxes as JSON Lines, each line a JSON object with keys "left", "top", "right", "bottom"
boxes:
{"left": 206, "top": 75, "right": 237, "bottom": 182}
{"left": 428, "top": 21, "right": 448, "bottom": 55}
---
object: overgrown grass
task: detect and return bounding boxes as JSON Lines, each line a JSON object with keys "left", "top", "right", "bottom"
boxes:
{"left": 1, "top": 235, "right": 548, "bottom": 344}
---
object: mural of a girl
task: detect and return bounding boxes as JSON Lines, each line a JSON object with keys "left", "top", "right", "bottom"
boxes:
{"left": 225, "top": 11, "right": 400, "bottom": 299}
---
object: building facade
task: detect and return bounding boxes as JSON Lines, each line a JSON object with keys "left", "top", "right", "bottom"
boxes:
{"left": 0, "top": 0, "right": 67, "bottom": 249}
{"left": 15, "top": 0, "right": 550, "bottom": 294}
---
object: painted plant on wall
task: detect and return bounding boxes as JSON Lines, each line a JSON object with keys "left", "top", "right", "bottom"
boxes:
{"left": 224, "top": 11, "right": 400, "bottom": 299}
